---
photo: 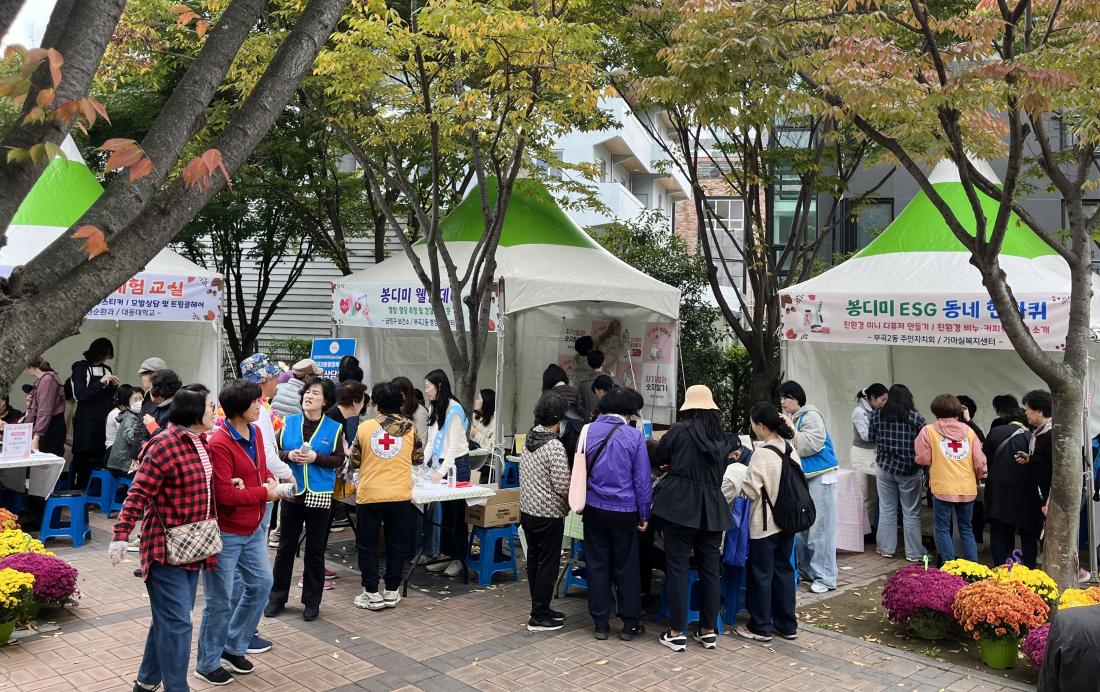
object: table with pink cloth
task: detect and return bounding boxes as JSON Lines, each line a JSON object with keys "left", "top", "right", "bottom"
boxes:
{"left": 835, "top": 468, "right": 871, "bottom": 552}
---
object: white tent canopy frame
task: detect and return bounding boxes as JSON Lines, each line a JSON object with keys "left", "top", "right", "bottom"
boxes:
{"left": 331, "top": 181, "right": 682, "bottom": 450}
{"left": 779, "top": 159, "right": 1100, "bottom": 577}
{"left": 1, "top": 138, "right": 224, "bottom": 395}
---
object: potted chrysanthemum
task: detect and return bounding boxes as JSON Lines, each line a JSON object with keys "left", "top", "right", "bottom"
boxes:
{"left": 0, "top": 553, "right": 79, "bottom": 619}
{"left": 941, "top": 558, "right": 993, "bottom": 583}
{"left": 882, "top": 566, "right": 966, "bottom": 640}
{"left": 0, "top": 568, "right": 34, "bottom": 643}
{"left": 953, "top": 578, "right": 1049, "bottom": 669}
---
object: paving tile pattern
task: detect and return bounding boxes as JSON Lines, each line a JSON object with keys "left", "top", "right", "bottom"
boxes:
{"left": 0, "top": 514, "right": 1033, "bottom": 691}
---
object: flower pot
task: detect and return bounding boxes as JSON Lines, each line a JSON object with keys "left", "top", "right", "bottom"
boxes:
{"left": 980, "top": 636, "right": 1019, "bottom": 669}
{"left": 909, "top": 612, "right": 951, "bottom": 640}
{"left": 0, "top": 620, "right": 16, "bottom": 645}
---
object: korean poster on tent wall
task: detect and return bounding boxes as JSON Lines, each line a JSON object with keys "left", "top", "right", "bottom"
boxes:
{"left": 333, "top": 281, "right": 499, "bottom": 331}
{"left": 557, "top": 318, "right": 678, "bottom": 408}
{"left": 780, "top": 291, "right": 1070, "bottom": 350}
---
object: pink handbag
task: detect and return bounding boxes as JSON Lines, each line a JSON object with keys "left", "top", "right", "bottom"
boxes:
{"left": 568, "top": 425, "right": 591, "bottom": 513}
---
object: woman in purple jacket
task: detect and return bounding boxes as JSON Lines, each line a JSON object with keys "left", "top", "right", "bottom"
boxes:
{"left": 581, "top": 388, "right": 652, "bottom": 641}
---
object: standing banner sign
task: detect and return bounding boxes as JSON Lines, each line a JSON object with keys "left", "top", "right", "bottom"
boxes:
{"left": 557, "top": 317, "right": 678, "bottom": 408}
{"left": 1, "top": 424, "right": 33, "bottom": 461}
{"left": 311, "top": 338, "right": 358, "bottom": 380}
{"left": 87, "top": 273, "right": 223, "bottom": 322}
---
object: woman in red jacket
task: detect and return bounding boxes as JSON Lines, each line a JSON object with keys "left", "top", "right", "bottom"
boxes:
{"left": 195, "top": 380, "right": 287, "bottom": 686}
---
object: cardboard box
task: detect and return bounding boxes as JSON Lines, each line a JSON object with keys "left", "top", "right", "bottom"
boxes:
{"left": 465, "top": 488, "right": 520, "bottom": 527}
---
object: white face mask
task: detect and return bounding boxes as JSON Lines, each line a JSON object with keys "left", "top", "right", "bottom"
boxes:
{"left": 130, "top": 402, "right": 143, "bottom": 414}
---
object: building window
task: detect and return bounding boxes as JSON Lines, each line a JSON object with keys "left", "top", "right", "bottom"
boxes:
{"left": 596, "top": 158, "right": 607, "bottom": 183}
{"left": 706, "top": 198, "right": 746, "bottom": 288}
{"left": 635, "top": 192, "right": 649, "bottom": 207}
{"left": 537, "top": 149, "right": 565, "bottom": 179}
{"left": 772, "top": 196, "right": 817, "bottom": 247}
{"left": 843, "top": 198, "right": 894, "bottom": 253}
{"left": 697, "top": 161, "right": 722, "bottom": 180}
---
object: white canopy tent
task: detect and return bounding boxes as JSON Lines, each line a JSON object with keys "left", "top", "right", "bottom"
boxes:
{"left": 332, "top": 180, "right": 681, "bottom": 444}
{"left": 780, "top": 159, "right": 1100, "bottom": 573}
{"left": 1, "top": 138, "right": 224, "bottom": 394}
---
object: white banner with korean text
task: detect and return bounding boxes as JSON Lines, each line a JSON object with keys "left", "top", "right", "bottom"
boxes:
{"left": 780, "top": 291, "right": 1070, "bottom": 350}
{"left": 333, "top": 281, "right": 498, "bottom": 331}
{"left": 86, "top": 273, "right": 222, "bottom": 323}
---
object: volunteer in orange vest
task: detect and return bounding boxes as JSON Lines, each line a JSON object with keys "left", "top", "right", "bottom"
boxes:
{"left": 915, "top": 394, "right": 987, "bottom": 562}
{"left": 351, "top": 381, "right": 424, "bottom": 611}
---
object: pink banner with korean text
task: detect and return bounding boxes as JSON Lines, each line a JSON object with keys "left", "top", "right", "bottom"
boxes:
{"left": 333, "top": 281, "right": 499, "bottom": 331}
{"left": 555, "top": 317, "right": 678, "bottom": 407}
{"left": 86, "top": 273, "right": 222, "bottom": 322}
{"left": 780, "top": 291, "right": 1070, "bottom": 351}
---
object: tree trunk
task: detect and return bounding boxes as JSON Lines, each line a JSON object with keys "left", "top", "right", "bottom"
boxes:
{"left": 749, "top": 357, "right": 779, "bottom": 406}
{"left": 1047, "top": 380, "right": 1086, "bottom": 587}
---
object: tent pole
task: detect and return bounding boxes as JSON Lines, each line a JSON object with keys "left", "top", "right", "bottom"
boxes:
{"left": 1085, "top": 351, "right": 1097, "bottom": 581}
{"left": 495, "top": 281, "right": 507, "bottom": 479}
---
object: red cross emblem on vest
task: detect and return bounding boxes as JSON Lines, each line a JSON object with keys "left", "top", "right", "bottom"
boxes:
{"left": 378, "top": 433, "right": 396, "bottom": 451}
{"left": 371, "top": 427, "right": 403, "bottom": 459}
{"left": 946, "top": 440, "right": 963, "bottom": 455}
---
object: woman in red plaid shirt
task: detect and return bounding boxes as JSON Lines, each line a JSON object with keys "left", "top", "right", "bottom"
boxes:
{"left": 110, "top": 384, "right": 217, "bottom": 692}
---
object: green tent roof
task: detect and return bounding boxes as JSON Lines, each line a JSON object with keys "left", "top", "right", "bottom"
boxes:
{"left": 434, "top": 178, "right": 601, "bottom": 249}
{"left": 856, "top": 181, "right": 1055, "bottom": 259}
{"left": 11, "top": 154, "right": 103, "bottom": 228}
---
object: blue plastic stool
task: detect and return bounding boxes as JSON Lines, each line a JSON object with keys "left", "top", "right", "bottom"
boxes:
{"left": 722, "top": 564, "right": 747, "bottom": 625}
{"left": 85, "top": 469, "right": 116, "bottom": 512}
{"left": 39, "top": 494, "right": 91, "bottom": 547}
{"left": 560, "top": 539, "right": 588, "bottom": 597}
{"left": 466, "top": 524, "right": 520, "bottom": 585}
{"left": 656, "top": 568, "right": 725, "bottom": 631}
{"left": 499, "top": 460, "right": 519, "bottom": 489}
{"left": 108, "top": 475, "right": 133, "bottom": 515}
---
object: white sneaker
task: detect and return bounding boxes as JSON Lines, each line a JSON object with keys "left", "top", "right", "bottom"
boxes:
{"left": 1078, "top": 569, "right": 1092, "bottom": 583}
{"left": 443, "top": 560, "right": 464, "bottom": 577}
{"left": 382, "top": 590, "right": 401, "bottom": 608}
{"left": 425, "top": 558, "right": 451, "bottom": 573}
{"left": 354, "top": 590, "right": 385, "bottom": 610}
{"left": 810, "top": 582, "right": 830, "bottom": 594}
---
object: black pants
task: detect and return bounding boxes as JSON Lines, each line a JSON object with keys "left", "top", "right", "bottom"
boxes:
{"left": 439, "top": 455, "right": 471, "bottom": 559}
{"left": 746, "top": 531, "right": 797, "bottom": 637}
{"left": 584, "top": 521, "right": 641, "bottom": 630}
{"left": 520, "top": 514, "right": 564, "bottom": 618}
{"left": 989, "top": 518, "right": 1040, "bottom": 568}
{"left": 71, "top": 447, "right": 104, "bottom": 492}
{"left": 356, "top": 501, "right": 415, "bottom": 592}
{"left": 269, "top": 501, "right": 331, "bottom": 609}
{"left": 663, "top": 522, "right": 722, "bottom": 633}
{"left": 638, "top": 524, "right": 664, "bottom": 598}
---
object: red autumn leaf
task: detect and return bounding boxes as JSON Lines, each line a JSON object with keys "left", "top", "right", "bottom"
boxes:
{"left": 56, "top": 100, "right": 79, "bottom": 121}
{"left": 87, "top": 97, "right": 110, "bottom": 125}
{"left": 201, "top": 148, "right": 231, "bottom": 187}
{"left": 35, "top": 88, "right": 54, "bottom": 107}
{"left": 106, "top": 145, "right": 144, "bottom": 170}
{"left": 128, "top": 157, "right": 154, "bottom": 181}
{"left": 72, "top": 225, "right": 109, "bottom": 259}
{"left": 181, "top": 155, "right": 210, "bottom": 191}
{"left": 196, "top": 20, "right": 210, "bottom": 38}
{"left": 176, "top": 9, "right": 200, "bottom": 26}
{"left": 45, "top": 48, "right": 63, "bottom": 88}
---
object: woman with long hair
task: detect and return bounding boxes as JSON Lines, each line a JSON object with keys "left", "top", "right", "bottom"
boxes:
{"left": 423, "top": 370, "right": 471, "bottom": 578}
{"left": 850, "top": 384, "right": 888, "bottom": 531}
{"left": 24, "top": 356, "right": 66, "bottom": 457}
{"left": 70, "top": 337, "right": 119, "bottom": 490}
{"left": 470, "top": 388, "right": 496, "bottom": 450}
{"left": 266, "top": 377, "right": 344, "bottom": 622}
{"left": 736, "top": 402, "right": 800, "bottom": 643}
{"left": 393, "top": 376, "right": 429, "bottom": 443}
{"left": 652, "top": 385, "right": 731, "bottom": 652}
{"left": 109, "top": 385, "right": 217, "bottom": 691}
{"left": 868, "top": 384, "right": 926, "bottom": 561}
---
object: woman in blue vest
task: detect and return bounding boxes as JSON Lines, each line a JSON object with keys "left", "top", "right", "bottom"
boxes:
{"left": 265, "top": 378, "right": 344, "bottom": 622}
{"left": 779, "top": 381, "right": 838, "bottom": 595}
{"left": 422, "top": 370, "right": 472, "bottom": 578}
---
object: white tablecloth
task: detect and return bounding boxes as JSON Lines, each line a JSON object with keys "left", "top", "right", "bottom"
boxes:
{"left": 0, "top": 453, "right": 66, "bottom": 498}
{"left": 835, "top": 468, "right": 870, "bottom": 553}
{"left": 411, "top": 483, "right": 495, "bottom": 510}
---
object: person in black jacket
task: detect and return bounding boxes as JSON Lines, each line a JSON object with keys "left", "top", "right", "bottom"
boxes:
{"left": 129, "top": 369, "right": 183, "bottom": 463}
{"left": 70, "top": 338, "right": 118, "bottom": 490}
{"left": 651, "top": 385, "right": 733, "bottom": 652}
{"left": 982, "top": 408, "right": 1040, "bottom": 567}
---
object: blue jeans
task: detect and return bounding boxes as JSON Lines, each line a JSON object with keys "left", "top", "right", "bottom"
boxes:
{"left": 933, "top": 498, "right": 976, "bottom": 562}
{"left": 796, "top": 474, "right": 837, "bottom": 589}
{"left": 232, "top": 502, "right": 273, "bottom": 604}
{"left": 197, "top": 523, "right": 274, "bottom": 673}
{"left": 138, "top": 564, "right": 200, "bottom": 691}
{"left": 876, "top": 469, "right": 925, "bottom": 560}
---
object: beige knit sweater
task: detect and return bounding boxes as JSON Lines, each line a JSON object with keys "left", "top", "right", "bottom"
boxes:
{"left": 742, "top": 439, "right": 802, "bottom": 538}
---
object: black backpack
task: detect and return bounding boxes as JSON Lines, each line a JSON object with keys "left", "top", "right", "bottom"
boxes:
{"left": 761, "top": 443, "right": 816, "bottom": 533}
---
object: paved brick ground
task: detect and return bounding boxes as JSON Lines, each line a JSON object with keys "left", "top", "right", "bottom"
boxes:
{"left": 0, "top": 513, "right": 1033, "bottom": 691}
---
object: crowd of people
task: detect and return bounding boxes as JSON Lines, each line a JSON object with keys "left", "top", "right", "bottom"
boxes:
{"left": 3, "top": 336, "right": 1091, "bottom": 689}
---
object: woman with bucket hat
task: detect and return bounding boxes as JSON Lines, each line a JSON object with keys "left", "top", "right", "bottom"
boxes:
{"left": 651, "top": 385, "right": 734, "bottom": 652}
